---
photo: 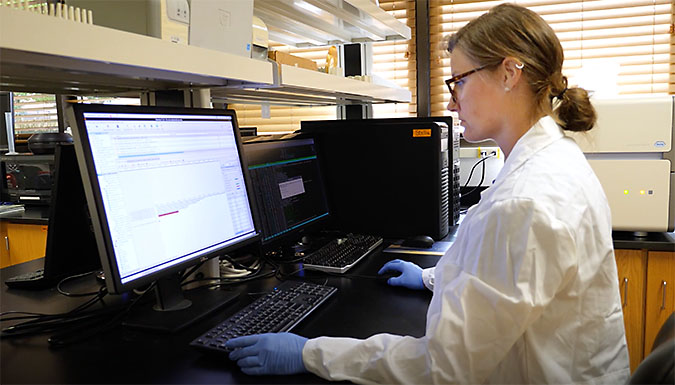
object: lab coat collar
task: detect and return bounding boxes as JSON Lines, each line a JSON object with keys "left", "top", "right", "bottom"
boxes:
{"left": 490, "top": 115, "right": 564, "bottom": 189}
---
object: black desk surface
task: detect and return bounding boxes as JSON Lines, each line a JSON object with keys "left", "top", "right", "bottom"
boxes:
{"left": 1, "top": 218, "right": 672, "bottom": 384}
{"left": 0, "top": 205, "right": 49, "bottom": 225}
{"left": 0, "top": 248, "right": 437, "bottom": 384}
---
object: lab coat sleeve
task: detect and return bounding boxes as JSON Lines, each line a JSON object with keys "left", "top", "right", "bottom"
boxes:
{"left": 302, "top": 198, "right": 578, "bottom": 384}
{"left": 422, "top": 267, "right": 435, "bottom": 290}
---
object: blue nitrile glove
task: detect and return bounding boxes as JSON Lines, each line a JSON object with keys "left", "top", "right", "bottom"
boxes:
{"left": 378, "top": 259, "right": 425, "bottom": 290}
{"left": 226, "top": 332, "right": 308, "bottom": 375}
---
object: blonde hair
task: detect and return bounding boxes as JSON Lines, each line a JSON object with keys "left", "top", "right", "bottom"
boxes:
{"left": 445, "top": 3, "right": 596, "bottom": 132}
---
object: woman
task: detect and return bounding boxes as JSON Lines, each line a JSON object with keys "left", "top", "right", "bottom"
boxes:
{"left": 226, "top": 4, "right": 630, "bottom": 383}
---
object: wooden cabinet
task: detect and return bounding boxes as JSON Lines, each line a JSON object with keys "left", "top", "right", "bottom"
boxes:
{"left": 615, "top": 249, "right": 647, "bottom": 372}
{"left": 643, "top": 251, "right": 675, "bottom": 354}
{"left": 0, "top": 222, "right": 9, "bottom": 269}
{"left": 615, "top": 248, "right": 675, "bottom": 373}
{"left": 0, "top": 222, "right": 47, "bottom": 269}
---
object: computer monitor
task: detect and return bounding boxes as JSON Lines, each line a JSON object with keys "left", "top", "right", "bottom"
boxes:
{"left": 67, "top": 104, "right": 259, "bottom": 332}
{"left": 243, "top": 137, "right": 329, "bottom": 246}
{"left": 239, "top": 127, "right": 257, "bottom": 137}
{"left": 4, "top": 144, "right": 100, "bottom": 290}
{"left": 0, "top": 92, "right": 10, "bottom": 152}
{"left": 41, "top": 144, "right": 101, "bottom": 284}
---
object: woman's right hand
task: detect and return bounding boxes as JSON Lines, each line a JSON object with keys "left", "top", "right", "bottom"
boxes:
{"left": 377, "top": 259, "right": 425, "bottom": 290}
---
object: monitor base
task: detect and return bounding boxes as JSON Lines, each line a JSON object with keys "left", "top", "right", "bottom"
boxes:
{"left": 123, "top": 286, "right": 238, "bottom": 333}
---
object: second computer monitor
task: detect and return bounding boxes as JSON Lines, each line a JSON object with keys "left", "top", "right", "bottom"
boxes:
{"left": 244, "top": 137, "right": 329, "bottom": 245}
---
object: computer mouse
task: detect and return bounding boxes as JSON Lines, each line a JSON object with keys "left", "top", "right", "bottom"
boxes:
{"left": 401, "top": 235, "right": 435, "bottom": 249}
{"left": 377, "top": 271, "right": 401, "bottom": 283}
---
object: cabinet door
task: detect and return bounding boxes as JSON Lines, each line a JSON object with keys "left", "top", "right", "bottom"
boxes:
{"left": 644, "top": 251, "right": 675, "bottom": 355}
{"left": 6, "top": 223, "right": 48, "bottom": 265}
{"left": 0, "top": 222, "right": 9, "bottom": 269}
{"left": 615, "top": 249, "right": 647, "bottom": 373}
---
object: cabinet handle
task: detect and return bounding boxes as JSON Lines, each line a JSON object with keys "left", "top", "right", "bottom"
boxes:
{"left": 622, "top": 277, "right": 628, "bottom": 307}
{"left": 662, "top": 281, "right": 667, "bottom": 310}
{"left": 4, "top": 236, "right": 8, "bottom": 251}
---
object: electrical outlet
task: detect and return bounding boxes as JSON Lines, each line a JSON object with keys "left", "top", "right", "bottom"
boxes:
{"left": 477, "top": 147, "right": 500, "bottom": 158}
{"left": 166, "top": 0, "right": 189, "bottom": 24}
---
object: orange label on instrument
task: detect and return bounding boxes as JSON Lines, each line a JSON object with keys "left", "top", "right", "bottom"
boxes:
{"left": 412, "top": 129, "right": 431, "bottom": 137}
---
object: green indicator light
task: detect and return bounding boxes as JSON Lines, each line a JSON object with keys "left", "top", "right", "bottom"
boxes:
{"left": 624, "top": 190, "right": 629, "bottom": 195}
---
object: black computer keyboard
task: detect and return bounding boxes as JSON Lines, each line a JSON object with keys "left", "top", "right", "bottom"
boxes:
{"left": 190, "top": 280, "right": 337, "bottom": 353}
{"left": 4, "top": 268, "right": 48, "bottom": 289}
{"left": 302, "top": 234, "right": 383, "bottom": 274}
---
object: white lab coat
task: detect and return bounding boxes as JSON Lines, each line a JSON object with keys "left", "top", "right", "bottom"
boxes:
{"left": 302, "top": 116, "right": 630, "bottom": 384}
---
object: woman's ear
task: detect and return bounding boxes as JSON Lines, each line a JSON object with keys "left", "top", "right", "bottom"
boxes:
{"left": 502, "top": 56, "right": 524, "bottom": 90}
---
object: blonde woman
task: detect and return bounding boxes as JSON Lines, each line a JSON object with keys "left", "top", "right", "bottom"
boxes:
{"left": 227, "top": 4, "right": 630, "bottom": 383}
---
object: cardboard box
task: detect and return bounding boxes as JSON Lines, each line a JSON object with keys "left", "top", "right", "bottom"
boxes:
{"left": 268, "top": 51, "right": 318, "bottom": 71}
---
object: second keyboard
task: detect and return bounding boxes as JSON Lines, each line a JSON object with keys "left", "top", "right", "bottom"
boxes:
{"left": 302, "top": 234, "right": 383, "bottom": 274}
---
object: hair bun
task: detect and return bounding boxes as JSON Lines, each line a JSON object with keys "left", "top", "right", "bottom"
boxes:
{"left": 555, "top": 87, "right": 596, "bottom": 132}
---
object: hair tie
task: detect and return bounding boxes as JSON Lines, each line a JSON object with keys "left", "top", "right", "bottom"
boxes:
{"left": 556, "top": 88, "right": 568, "bottom": 100}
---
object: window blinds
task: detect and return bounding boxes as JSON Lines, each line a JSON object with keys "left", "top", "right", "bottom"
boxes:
{"left": 11, "top": 93, "right": 139, "bottom": 135}
{"left": 372, "top": 0, "right": 416, "bottom": 118}
{"left": 12, "top": 93, "right": 58, "bottom": 134}
{"left": 429, "top": 0, "right": 674, "bottom": 117}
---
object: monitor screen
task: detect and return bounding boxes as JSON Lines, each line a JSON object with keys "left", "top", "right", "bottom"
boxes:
{"left": 69, "top": 104, "right": 258, "bottom": 295}
{"left": 244, "top": 137, "right": 329, "bottom": 245}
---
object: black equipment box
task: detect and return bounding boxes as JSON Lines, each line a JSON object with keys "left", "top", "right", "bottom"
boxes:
{"left": 301, "top": 117, "right": 460, "bottom": 240}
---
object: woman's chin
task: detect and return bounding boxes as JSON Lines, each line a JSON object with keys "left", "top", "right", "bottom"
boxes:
{"left": 462, "top": 126, "right": 489, "bottom": 143}
{"left": 462, "top": 127, "right": 478, "bottom": 142}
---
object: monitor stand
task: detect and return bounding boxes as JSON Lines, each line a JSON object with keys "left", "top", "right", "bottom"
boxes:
{"left": 123, "top": 273, "right": 238, "bottom": 333}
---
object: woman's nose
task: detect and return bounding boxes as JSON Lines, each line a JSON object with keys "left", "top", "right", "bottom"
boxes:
{"left": 447, "top": 98, "right": 458, "bottom": 112}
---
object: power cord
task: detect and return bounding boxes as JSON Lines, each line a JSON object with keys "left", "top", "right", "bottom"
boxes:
{"left": 49, "top": 258, "right": 222, "bottom": 347}
{"left": 47, "top": 283, "right": 155, "bottom": 348}
{"left": 0, "top": 284, "right": 110, "bottom": 340}
{"left": 179, "top": 254, "right": 273, "bottom": 289}
{"left": 56, "top": 270, "right": 102, "bottom": 297}
{"left": 462, "top": 153, "right": 496, "bottom": 198}
{"left": 220, "top": 254, "right": 261, "bottom": 278}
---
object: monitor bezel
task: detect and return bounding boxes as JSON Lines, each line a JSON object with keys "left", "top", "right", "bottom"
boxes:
{"left": 242, "top": 134, "right": 331, "bottom": 248}
{"left": 67, "top": 103, "right": 261, "bottom": 294}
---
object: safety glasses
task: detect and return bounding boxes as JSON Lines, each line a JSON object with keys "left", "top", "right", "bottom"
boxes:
{"left": 445, "top": 64, "right": 490, "bottom": 103}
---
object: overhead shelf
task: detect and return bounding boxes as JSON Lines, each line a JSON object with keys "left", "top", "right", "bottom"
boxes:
{"left": 0, "top": 7, "right": 273, "bottom": 95}
{"left": 255, "top": 0, "right": 411, "bottom": 47}
{"left": 0, "top": 6, "right": 411, "bottom": 106}
{"left": 212, "top": 63, "right": 411, "bottom": 106}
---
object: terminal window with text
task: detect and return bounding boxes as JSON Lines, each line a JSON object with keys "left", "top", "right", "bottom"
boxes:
{"left": 244, "top": 138, "right": 329, "bottom": 244}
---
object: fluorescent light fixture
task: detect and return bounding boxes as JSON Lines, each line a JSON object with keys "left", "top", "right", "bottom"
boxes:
{"left": 293, "top": 1, "right": 323, "bottom": 16}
